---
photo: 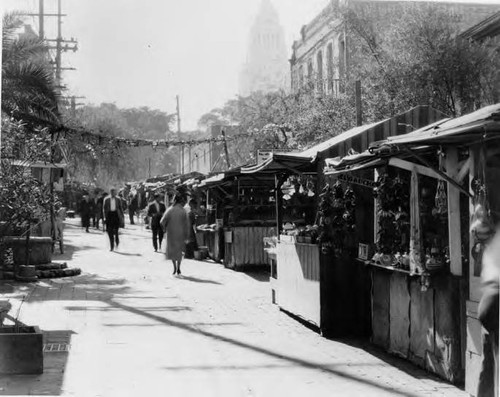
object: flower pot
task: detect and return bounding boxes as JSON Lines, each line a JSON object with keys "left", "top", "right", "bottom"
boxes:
{"left": 5, "top": 237, "right": 52, "bottom": 266}
{"left": 0, "top": 326, "right": 43, "bottom": 374}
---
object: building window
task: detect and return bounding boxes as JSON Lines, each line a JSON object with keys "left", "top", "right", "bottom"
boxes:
{"left": 339, "top": 38, "right": 346, "bottom": 79}
{"left": 299, "top": 65, "right": 304, "bottom": 88}
{"left": 317, "top": 50, "right": 323, "bottom": 94}
{"left": 327, "top": 43, "right": 334, "bottom": 94}
{"left": 307, "top": 60, "right": 314, "bottom": 90}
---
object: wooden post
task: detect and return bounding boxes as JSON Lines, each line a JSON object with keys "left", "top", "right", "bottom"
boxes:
{"left": 355, "top": 80, "right": 362, "bottom": 126}
{"left": 446, "top": 147, "right": 462, "bottom": 276}
{"left": 468, "top": 147, "right": 481, "bottom": 302}
{"left": 373, "top": 168, "right": 380, "bottom": 245}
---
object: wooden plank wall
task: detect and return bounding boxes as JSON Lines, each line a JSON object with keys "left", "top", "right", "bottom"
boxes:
{"left": 276, "top": 241, "right": 321, "bottom": 327}
{"left": 228, "top": 226, "right": 275, "bottom": 268}
{"left": 371, "top": 269, "right": 464, "bottom": 383}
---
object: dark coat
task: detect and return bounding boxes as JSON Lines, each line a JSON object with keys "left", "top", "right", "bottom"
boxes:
{"left": 147, "top": 201, "right": 166, "bottom": 228}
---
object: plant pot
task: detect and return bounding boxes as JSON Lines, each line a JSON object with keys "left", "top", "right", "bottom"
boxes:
{"left": 5, "top": 237, "right": 53, "bottom": 266}
{"left": 0, "top": 326, "right": 43, "bottom": 374}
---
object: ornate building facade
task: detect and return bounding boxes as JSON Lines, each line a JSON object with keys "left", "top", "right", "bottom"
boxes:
{"left": 290, "top": 0, "right": 500, "bottom": 96}
{"left": 239, "top": 0, "right": 289, "bottom": 96}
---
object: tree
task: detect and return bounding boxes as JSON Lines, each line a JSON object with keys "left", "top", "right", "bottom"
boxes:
{"left": 342, "top": 3, "right": 500, "bottom": 117}
{"left": 198, "top": 87, "right": 359, "bottom": 166}
{"left": 1, "top": 13, "right": 59, "bottom": 126}
{"left": 0, "top": 118, "right": 59, "bottom": 234}
{"left": 61, "top": 104, "right": 178, "bottom": 187}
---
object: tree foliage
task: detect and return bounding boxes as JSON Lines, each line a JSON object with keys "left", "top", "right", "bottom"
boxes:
{"left": 61, "top": 103, "right": 179, "bottom": 187}
{"left": 0, "top": 118, "right": 59, "bottom": 232}
{"left": 1, "top": 13, "right": 60, "bottom": 126}
{"left": 342, "top": 3, "right": 500, "bottom": 117}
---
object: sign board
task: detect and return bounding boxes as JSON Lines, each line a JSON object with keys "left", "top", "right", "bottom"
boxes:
{"left": 338, "top": 173, "right": 377, "bottom": 188}
{"left": 358, "top": 243, "right": 370, "bottom": 260}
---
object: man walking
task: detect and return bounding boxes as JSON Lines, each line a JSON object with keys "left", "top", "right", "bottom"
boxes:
{"left": 147, "top": 193, "right": 166, "bottom": 252}
{"left": 79, "top": 193, "right": 92, "bottom": 233}
{"left": 103, "top": 188, "right": 124, "bottom": 251}
{"left": 160, "top": 194, "right": 189, "bottom": 275}
{"left": 184, "top": 198, "right": 199, "bottom": 259}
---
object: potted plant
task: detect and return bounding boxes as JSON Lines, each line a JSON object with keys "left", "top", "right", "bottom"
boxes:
{"left": 0, "top": 300, "right": 43, "bottom": 374}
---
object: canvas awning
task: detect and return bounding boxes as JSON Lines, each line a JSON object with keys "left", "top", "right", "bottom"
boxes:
{"left": 241, "top": 153, "right": 317, "bottom": 175}
{"left": 372, "top": 104, "right": 500, "bottom": 148}
{"left": 9, "top": 160, "right": 68, "bottom": 169}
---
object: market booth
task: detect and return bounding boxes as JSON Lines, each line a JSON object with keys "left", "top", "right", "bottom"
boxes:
{"left": 242, "top": 154, "right": 318, "bottom": 317}
{"left": 324, "top": 103, "right": 500, "bottom": 390}
{"left": 197, "top": 167, "right": 278, "bottom": 270}
{"left": 240, "top": 105, "right": 448, "bottom": 337}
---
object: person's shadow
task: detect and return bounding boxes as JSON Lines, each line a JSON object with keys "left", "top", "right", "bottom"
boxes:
{"left": 113, "top": 251, "right": 142, "bottom": 257}
{"left": 177, "top": 275, "right": 221, "bottom": 285}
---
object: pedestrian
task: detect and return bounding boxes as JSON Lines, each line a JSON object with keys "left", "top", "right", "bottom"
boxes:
{"left": 128, "top": 191, "right": 139, "bottom": 225}
{"left": 103, "top": 188, "right": 125, "bottom": 251}
{"left": 95, "top": 192, "right": 107, "bottom": 231}
{"left": 147, "top": 193, "right": 166, "bottom": 252}
{"left": 160, "top": 193, "right": 189, "bottom": 275}
{"left": 78, "top": 193, "right": 92, "bottom": 233}
{"left": 184, "top": 198, "right": 199, "bottom": 259}
{"left": 477, "top": 224, "right": 500, "bottom": 397}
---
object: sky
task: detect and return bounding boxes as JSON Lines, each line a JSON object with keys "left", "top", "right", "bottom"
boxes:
{"left": 4, "top": 0, "right": 500, "bottom": 131}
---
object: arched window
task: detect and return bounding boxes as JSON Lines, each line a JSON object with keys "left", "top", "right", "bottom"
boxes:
{"left": 339, "top": 38, "right": 346, "bottom": 79}
{"left": 327, "top": 43, "right": 334, "bottom": 94}
{"left": 307, "top": 60, "right": 314, "bottom": 90}
{"left": 317, "top": 50, "right": 323, "bottom": 93}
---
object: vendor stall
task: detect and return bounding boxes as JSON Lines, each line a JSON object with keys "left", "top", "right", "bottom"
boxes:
{"left": 324, "top": 103, "right": 500, "bottom": 390}
{"left": 197, "top": 168, "right": 278, "bottom": 269}
{"left": 242, "top": 106, "right": 447, "bottom": 336}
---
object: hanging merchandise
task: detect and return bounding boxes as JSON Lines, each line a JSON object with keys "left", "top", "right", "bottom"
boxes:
{"left": 435, "top": 180, "right": 447, "bottom": 214}
{"left": 317, "top": 180, "right": 356, "bottom": 257}
{"left": 470, "top": 145, "right": 495, "bottom": 276}
{"left": 434, "top": 150, "right": 447, "bottom": 214}
{"left": 409, "top": 170, "right": 424, "bottom": 275}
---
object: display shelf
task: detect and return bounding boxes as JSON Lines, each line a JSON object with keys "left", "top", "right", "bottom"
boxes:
{"left": 356, "top": 258, "right": 416, "bottom": 275}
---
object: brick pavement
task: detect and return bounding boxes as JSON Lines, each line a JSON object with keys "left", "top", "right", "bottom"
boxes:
{"left": 0, "top": 219, "right": 469, "bottom": 396}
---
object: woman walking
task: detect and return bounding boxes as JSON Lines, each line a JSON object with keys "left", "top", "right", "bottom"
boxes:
{"left": 160, "top": 194, "right": 189, "bottom": 275}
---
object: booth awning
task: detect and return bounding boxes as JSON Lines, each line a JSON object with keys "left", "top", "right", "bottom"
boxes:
{"left": 9, "top": 160, "right": 68, "bottom": 169}
{"left": 324, "top": 104, "right": 500, "bottom": 182}
{"left": 373, "top": 104, "right": 500, "bottom": 148}
{"left": 240, "top": 153, "right": 317, "bottom": 174}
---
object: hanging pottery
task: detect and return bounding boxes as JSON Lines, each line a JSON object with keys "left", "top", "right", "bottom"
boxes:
{"left": 435, "top": 180, "right": 447, "bottom": 214}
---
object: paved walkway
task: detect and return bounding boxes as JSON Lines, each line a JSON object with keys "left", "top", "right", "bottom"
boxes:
{"left": 0, "top": 219, "right": 468, "bottom": 397}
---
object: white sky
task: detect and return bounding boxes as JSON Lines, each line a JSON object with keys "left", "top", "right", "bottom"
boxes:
{"left": 4, "top": 0, "right": 500, "bottom": 131}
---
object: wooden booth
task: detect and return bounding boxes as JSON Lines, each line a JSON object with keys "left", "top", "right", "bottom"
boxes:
{"left": 324, "top": 103, "right": 500, "bottom": 389}
{"left": 198, "top": 167, "right": 278, "bottom": 270}
{"left": 243, "top": 107, "right": 448, "bottom": 337}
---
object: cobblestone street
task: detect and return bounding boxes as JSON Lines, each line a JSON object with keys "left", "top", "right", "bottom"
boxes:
{"left": 0, "top": 220, "right": 469, "bottom": 397}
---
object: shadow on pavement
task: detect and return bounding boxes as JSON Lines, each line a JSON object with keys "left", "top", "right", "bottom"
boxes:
{"left": 52, "top": 244, "right": 95, "bottom": 262}
{"left": 23, "top": 274, "right": 131, "bottom": 303}
{"left": 332, "top": 337, "right": 461, "bottom": 386}
{"left": 177, "top": 275, "right": 222, "bottom": 285}
{"left": 112, "top": 251, "right": 142, "bottom": 257}
{"left": 105, "top": 299, "right": 424, "bottom": 397}
{"left": 0, "top": 329, "right": 75, "bottom": 396}
{"left": 243, "top": 271, "right": 270, "bottom": 283}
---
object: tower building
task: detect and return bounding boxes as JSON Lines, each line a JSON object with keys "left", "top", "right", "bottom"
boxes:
{"left": 239, "top": 0, "right": 289, "bottom": 96}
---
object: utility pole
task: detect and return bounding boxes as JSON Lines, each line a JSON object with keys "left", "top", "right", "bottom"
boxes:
{"left": 67, "top": 95, "right": 85, "bottom": 117}
{"left": 176, "top": 95, "right": 184, "bottom": 174}
{"left": 38, "top": 0, "right": 44, "bottom": 39}
{"left": 27, "top": 0, "right": 78, "bottom": 92}
{"left": 221, "top": 129, "right": 231, "bottom": 170}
